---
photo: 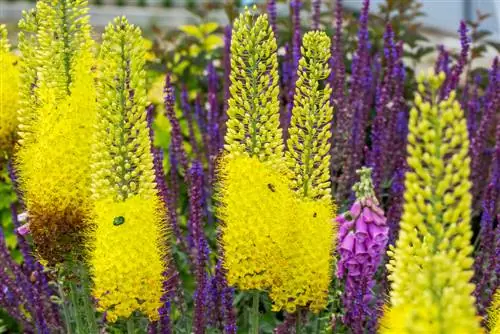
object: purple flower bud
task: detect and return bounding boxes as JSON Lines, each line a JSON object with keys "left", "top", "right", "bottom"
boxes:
{"left": 16, "top": 223, "right": 30, "bottom": 236}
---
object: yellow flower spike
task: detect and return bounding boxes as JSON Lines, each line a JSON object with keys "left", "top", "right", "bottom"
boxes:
{"left": 381, "top": 72, "right": 481, "bottom": 334}
{"left": 0, "top": 25, "right": 20, "bottom": 154}
{"left": 88, "top": 17, "right": 168, "bottom": 322}
{"left": 220, "top": 12, "right": 335, "bottom": 314}
{"left": 224, "top": 9, "right": 283, "bottom": 167}
{"left": 272, "top": 31, "right": 336, "bottom": 313}
{"left": 286, "top": 31, "right": 333, "bottom": 201}
{"left": 15, "top": 0, "right": 97, "bottom": 263}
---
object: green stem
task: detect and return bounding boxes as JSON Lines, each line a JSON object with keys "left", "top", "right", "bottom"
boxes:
{"left": 314, "top": 314, "right": 320, "bottom": 334}
{"left": 296, "top": 313, "right": 301, "bottom": 334}
{"left": 57, "top": 283, "right": 72, "bottom": 334}
{"left": 69, "top": 280, "right": 85, "bottom": 334}
{"left": 251, "top": 293, "right": 260, "bottom": 334}
{"left": 127, "top": 317, "right": 135, "bottom": 334}
{"left": 80, "top": 265, "right": 98, "bottom": 333}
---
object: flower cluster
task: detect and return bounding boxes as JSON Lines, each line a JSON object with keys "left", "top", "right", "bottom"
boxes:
{"left": 219, "top": 9, "right": 336, "bottom": 314}
{"left": 88, "top": 17, "right": 168, "bottom": 322}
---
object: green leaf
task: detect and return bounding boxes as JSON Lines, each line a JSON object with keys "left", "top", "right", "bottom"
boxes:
{"left": 487, "top": 41, "right": 500, "bottom": 53}
{"left": 178, "top": 25, "right": 203, "bottom": 40}
{"left": 203, "top": 35, "right": 223, "bottom": 51}
{"left": 200, "top": 22, "right": 219, "bottom": 35}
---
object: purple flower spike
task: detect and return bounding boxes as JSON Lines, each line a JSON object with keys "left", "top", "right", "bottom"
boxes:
{"left": 336, "top": 167, "right": 389, "bottom": 331}
{"left": 267, "top": 0, "right": 277, "bottom": 35}
{"left": 189, "top": 161, "right": 210, "bottom": 334}
{"left": 312, "top": 0, "right": 321, "bottom": 30}
{"left": 164, "top": 74, "right": 189, "bottom": 175}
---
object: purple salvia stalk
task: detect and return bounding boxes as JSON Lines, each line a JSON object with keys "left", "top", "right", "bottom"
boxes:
{"left": 280, "top": 42, "right": 293, "bottom": 137}
{"left": 267, "top": 0, "right": 277, "bottom": 36}
{"left": 147, "top": 322, "right": 158, "bottom": 334}
{"left": 312, "top": 0, "right": 321, "bottom": 30}
{"left": 207, "top": 62, "right": 221, "bottom": 184}
{"left": 285, "top": 0, "right": 302, "bottom": 132}
{"left": 181, "top": 86, "right": 201, "bottom": 161}
{"left": 159, "top": 265, "right": 179, "bottom": 333}
{"left": 335, "top": 0, "right": 372, "bottom": 203}
{"left": 273, "top": 313, "right": 296, "bottom": 334}
{"left": 146, "top": 105, "right": 182, "bottom": 331}
{"left": 147, "top": 105, "right": 184, "bottom": 247}
{"left": 473, "top": 184, "right": 497, "bottom": 316}
{"left": 330, "top": 0, "right": 348, "bottom": 192}
{"left": 443, "top": 21, "right": 470, "bottom": 98}
{"left": 194, "top": 94, "right": 211, "bottom": 164}
{"left": 189, "top": 161, "right": 209, "bottom": 333}
{"left": 207, "top": 261, "right": 225, "bottom": 328}
{"left": 164, "top": 74, "right": 190, "bottom": 175}
{"left": 0, "top": 243, "right": 34, "bottom": 332}
{"left": 466, "top": 75, "right": 482, "bottom": 138}
{"left": 207, "top": 226, "right": 236, "bottom": 333}
{"left": 386, "top": 110, "right": 408, "bottom": 245}
{"left": 146, "top": 103, "right": 155, "bottom": 139}
{"left": 168, "top": 143, "right": 188, "bottom": 253}
{"left": 161, "top": 146, "right": 184, "bottom": 247}
{"left": 336, "top": 168, "right": 389, "bottom": 333}
{"left": 329, "top": 0, "right": 346, "bottom": 109}
{"left": 213, "top": 219, "right": 236, "bottom": 333}
{"left": 207, "top": 61, "right": 221, "bottom": 148}
{"left": 347, "top": 0, "right": 370, "bottom": 109}
{"left": 369, "top": 25, "right": 396, "bottom": 193}
{"left": 471, "top": 58, "right": 499, "bottom": 205}
{"left": 0, "top": 225, "right": 49, "bottom": 333}
{"left": 193, "top": 94, "right": 214, "bottom": 225}
{"left": 290, "top": 0, "right": 302, "bottom": 73}
{"left": 492, "top": 122, "right": 500, "bottom": 204}
{"left": 223, "top": 285, "right": 236, "bottom": 334}
{"left": 434, "top": 45, "right": 450, "bottom": 77}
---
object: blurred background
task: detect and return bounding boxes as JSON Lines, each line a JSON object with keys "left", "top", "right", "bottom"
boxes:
{"left": 1, "top": 0, "right": 499, "bottom": 36}
{"left": 1, "top": 0, "right": 498, "bottom": 70}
